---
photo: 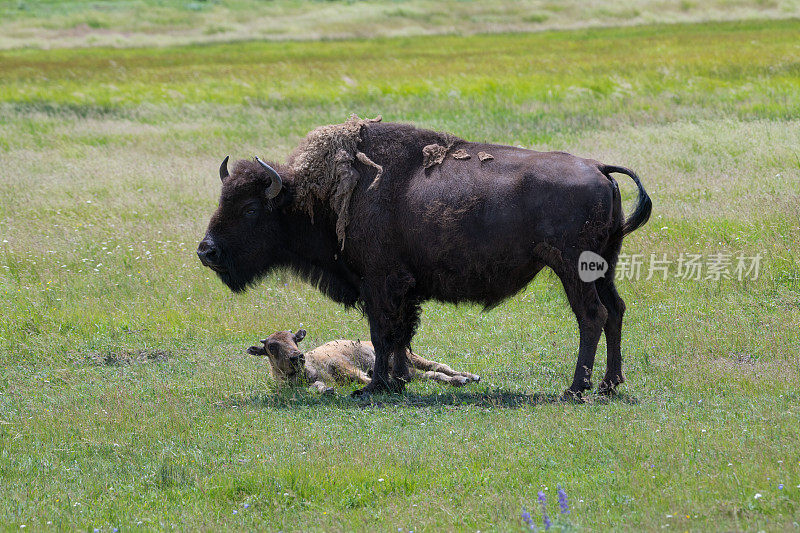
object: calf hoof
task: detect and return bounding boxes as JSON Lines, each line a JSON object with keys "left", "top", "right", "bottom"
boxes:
{"left": 559, "top": 389, "right": 588, "bottom": 403}
{"left": 450, "top": 375, "right": 469, "bottom": 387}
{"left": 462, "top": 373, "right": 480, "bottom": 383}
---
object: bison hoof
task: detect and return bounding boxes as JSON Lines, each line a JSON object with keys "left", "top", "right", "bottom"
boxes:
{"left": 559, "top": 389, "right": 588, "bottom": 403}
{"left": 351, "top": 388, "right": 371, "bottom": 399}
{"left": 597, "top": 381, "right": 620, "bottom": 396}
{"left": 598, "top": 374, "right": 625, "bottom": 396}
{"left": 351, "top": 378, "right": 405, "bottom": 398}
{"left": 388, "top": 378, "right": 406, "bottom": 394}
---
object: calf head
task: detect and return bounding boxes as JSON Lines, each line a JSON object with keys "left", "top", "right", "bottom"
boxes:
{"left": 247, "top": 329, "right": 307, "bottom": 382}
{"left": 197, "top": 156, "right": 290, "bottom": 293}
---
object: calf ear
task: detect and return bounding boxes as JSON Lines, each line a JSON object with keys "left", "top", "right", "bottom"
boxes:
{"left": 294, "top": 329, "right": 307, "bottom": 343}
{"left": 247, "top": 345, "right": 266, "bottom": 356}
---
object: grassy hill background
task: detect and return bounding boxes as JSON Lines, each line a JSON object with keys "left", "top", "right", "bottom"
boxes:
{"left": 1, "top": 0, "right": 799, "bottom": 48}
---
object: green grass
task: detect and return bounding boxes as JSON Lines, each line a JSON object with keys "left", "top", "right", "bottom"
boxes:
{"left": 1, "top": 15, "right": 800, "bottom": 532}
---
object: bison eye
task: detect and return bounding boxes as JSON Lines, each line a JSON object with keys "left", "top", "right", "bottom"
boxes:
{"left": 243, "top": 206, "right": 259, "bottom": 218}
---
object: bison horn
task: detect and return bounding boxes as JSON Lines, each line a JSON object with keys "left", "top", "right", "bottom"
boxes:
{"left": 219, "top": 155, "right": 230, "bottom": 182}
{"left": 256, "top": 156, "right": 283, "bottom": 199}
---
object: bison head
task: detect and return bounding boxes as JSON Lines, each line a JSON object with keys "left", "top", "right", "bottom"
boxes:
{"left": 197, "top": 156, "right": 287, "bottom": 292}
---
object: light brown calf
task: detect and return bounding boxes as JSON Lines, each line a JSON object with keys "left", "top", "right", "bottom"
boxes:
{"left": 247, "top": 329, "right": 480, "bottom": 394}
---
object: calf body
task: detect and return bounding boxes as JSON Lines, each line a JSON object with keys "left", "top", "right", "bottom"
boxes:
{"left": 247, "top": 329, "right": 479, "bottom": 393}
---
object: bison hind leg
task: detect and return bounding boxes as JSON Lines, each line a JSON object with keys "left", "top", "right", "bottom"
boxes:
{"left": 555, "top": 251, "right": 608, "bottom": 400}
{"left": 596, "top": 273, "right": 626, "bottom": 396}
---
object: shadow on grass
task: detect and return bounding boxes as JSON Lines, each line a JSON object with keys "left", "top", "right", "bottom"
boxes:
{"left": 222, "top": 387, "right": 640, "bottom": 410}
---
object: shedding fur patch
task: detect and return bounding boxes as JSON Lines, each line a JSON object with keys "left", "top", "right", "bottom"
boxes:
{"left": 287, "top": 114, "right": 382, "bottom": 249}
{"left": 451, "top": 149, "right": 470, "bottom": 160}
{"left": 421, "top": 133, "right": 459, "bottom": 169}
{"left": 478, "top": 151, "right": 494, "bottom": 162}
{"left": 422, "top": 143, "right": 448, "bottom": 168}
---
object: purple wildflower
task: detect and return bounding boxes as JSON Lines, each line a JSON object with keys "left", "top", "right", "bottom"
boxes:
{"left": 521, "top": 508, "right": 535, "bottom": 529}
{"left": 557, "top": 484, "right": 570, "bottom": 515}
{"left": 542, "top": 511, "right": 552, "bottom": 531}
{"left": 778, "top": 484, "right": 784, "bottom": 490}
{"left": 537, "top": 491, "right": 551, "bottom": 530}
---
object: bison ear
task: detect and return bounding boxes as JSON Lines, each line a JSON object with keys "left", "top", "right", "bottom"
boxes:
{"left": 219, "top": 155, "right": 230, "bottom": 182}
{"left": 294, "top": 329, "right": 307, "bottom": 343}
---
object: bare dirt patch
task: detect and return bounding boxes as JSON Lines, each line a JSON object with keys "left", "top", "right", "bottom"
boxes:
{"left": 83, "top": 349, "right": 170, "bottom": 366}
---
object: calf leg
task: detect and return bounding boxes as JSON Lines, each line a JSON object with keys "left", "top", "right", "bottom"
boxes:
{"left": 416, "top": 370, "right": 471, "bottom": 387}
{"left": 407, "top": 350, "right": 480, "bottom": 382}
{"left": 310, "top": 381, "right": 335, "bottom": 395}
{"left": 334, "top": 365, "right": 372, "bottom": 385}
{"left": 558, "top": 267, "right": 608, "bottom": 400}
{"left": 596, "top": 277, "right": 626, "bottom": 394}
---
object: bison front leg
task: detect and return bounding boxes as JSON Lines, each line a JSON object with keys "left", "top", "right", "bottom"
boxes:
{"left": 352, "top": 272, "right": 419, "bottom": 397}
{"left": 351, "top": 329, "right": 407, "bottom": 397}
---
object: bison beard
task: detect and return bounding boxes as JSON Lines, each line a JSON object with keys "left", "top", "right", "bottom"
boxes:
{"left": 198, "top": 119, "right": 652, "bottom": 400}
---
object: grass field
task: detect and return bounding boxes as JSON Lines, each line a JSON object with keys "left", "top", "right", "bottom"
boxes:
{"left": 1, "top": 6, "right": 800, "bottom": 532}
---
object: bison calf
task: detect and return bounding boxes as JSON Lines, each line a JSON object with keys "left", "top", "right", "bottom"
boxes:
{"left": 247, "top": 329, "right": 480, "bottom": 393}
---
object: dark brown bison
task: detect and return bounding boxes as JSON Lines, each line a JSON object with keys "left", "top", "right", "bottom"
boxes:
{"left": 197, "top": 117, "right": 651, "bottom": 400}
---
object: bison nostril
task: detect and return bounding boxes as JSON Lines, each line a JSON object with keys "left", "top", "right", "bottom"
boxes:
{"left": 197, "top": 239, "right": 222, "bottom": 266}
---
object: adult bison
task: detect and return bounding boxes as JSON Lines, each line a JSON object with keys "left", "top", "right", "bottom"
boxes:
{"left": 197, "top": 116, "right": 651, "bottom": 399}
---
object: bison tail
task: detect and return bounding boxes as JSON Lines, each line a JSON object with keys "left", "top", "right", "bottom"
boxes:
{"left": 601, "top": 165, "right": 652, "bottom": 236}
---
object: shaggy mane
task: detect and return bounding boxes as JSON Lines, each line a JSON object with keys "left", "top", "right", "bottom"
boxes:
{"left": 287, "top": 114, "right": 383, "bottom": 249}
